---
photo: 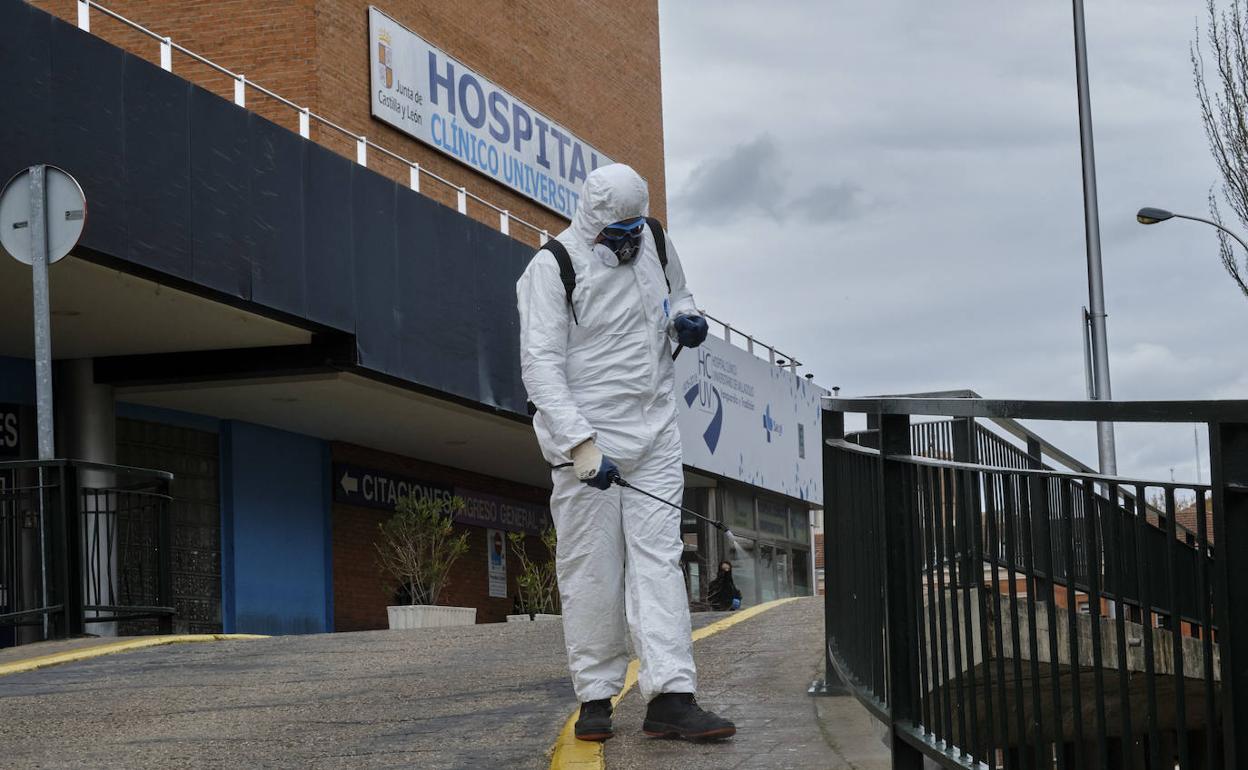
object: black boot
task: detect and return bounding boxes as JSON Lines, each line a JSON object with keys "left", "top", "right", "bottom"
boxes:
{"left": 643, "top": 693, "right": 736, "bottom": 741}
{"left": 574, "top": 698, "right": 614, "bottom": 741}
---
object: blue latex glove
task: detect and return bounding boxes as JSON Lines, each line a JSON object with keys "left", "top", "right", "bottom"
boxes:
{"left": 731, "top": 598, "right": 741, "bottom": 611}
{"left": 582, "top": 455, "right": 620, "bottom": 490}
{"left": 673, "top": 314, "right": 709, "bottom": 347}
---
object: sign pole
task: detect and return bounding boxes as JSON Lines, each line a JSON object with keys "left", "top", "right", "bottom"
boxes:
{"left": 28, "top": 164, "right": 55, "bottom": 460}
{"left": 2, "top": 164, "right": 86, "bottom": 641}
{"left": 27, "top": 164, "right": 54, "bottom": 640}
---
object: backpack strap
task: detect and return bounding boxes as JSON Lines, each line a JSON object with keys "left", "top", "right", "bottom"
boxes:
{"left": 645, "top": 217, "right": 672, "bottom": 293}
{"left": 542, "top": 238, "right": 579, "bottom": 325}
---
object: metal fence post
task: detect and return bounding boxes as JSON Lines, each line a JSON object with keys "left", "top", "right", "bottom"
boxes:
{"left": 61, "top": 463, "right": 84, "bottom": 638}
{"left": 878, "top": 413, "right": 923, "bottom": 768}
{"left": 1211, "top": 420, "right": 1248, "bottom": 767}
{"left": 863, "top": 413, "right": 880, "bottom": 450}
{"left": 821, "top": 405, "right": 845, "bottom": 691}
{"left": 156, "top": 477, "right": 174, "bottom": 635}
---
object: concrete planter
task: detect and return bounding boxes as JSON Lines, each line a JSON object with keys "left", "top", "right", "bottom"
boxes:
{"left": 506, "top": 613, "right": 562, "bottom": 623}
{"left": 387, "top": 605, "right": 476, "bottom": 629}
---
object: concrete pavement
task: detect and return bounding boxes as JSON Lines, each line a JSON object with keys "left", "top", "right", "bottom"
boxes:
{"left": 606, "top": 597, "right": 888, "bottom": 770}
{"left": 1, "top": 621, "right": 573, "bottom": 769}
{"left": 0, "top": 598, "right": 889, "bottom": 769}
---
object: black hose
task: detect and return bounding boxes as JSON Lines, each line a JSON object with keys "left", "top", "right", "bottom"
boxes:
{"left": 612, "top": 475, "right": 730, "bottom": 534}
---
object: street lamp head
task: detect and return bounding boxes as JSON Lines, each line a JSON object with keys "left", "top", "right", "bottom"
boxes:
{"left": 1137, "top": 207, "right": 1175, "bottom": 225}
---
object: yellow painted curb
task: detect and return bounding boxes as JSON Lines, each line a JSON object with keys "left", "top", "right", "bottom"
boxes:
{"left": 0, "top": 633, "right": 269, "bottom": 677}
{"left": 548, "top": 597, "right": 800, "bottom": 770}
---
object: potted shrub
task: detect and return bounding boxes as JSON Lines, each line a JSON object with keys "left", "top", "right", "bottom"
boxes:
{"left": 376, "top": 492, "right": 474, "bottom": 629}
{"left": 506, "top": 527, "right": 562, "bottom": 622}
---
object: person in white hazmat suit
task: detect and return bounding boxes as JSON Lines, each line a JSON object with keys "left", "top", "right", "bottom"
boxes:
{"left": 516, "top": 164, "right": 736, "bottom": 742}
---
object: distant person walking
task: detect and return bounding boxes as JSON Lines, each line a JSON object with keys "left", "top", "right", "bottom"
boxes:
{"left": 707, "top": 561, "right": 742, "bottom": 611}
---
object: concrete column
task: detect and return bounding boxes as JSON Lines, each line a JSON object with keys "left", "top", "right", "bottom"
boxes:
{"left": 54, "top": 359, "right": 117, "bottom": 637}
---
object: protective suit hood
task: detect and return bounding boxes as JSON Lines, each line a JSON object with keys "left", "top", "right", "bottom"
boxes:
{"left": 571, "top": 163, "right": 650, "bottom": 245}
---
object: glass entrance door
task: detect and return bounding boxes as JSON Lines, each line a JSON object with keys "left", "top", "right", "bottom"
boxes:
{"left": 729, "top": 537, "right": 758, "bottom": 606}
{"left": 758, "top": 543, "right": 778, "bottom": 602}
{"left": 775, "top": 548, "right": 792, "bottom": 597}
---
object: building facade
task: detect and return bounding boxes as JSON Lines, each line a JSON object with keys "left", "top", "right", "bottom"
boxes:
{"left": 0, "top": 0, "right": 821, "bottom": 642}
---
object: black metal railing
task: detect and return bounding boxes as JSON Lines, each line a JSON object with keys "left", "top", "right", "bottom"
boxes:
{"left": 0, "top": 459, "right": 174, "bottom": 646}
{"left": 823, "top": 397, "right": 1248, "bottom": 770}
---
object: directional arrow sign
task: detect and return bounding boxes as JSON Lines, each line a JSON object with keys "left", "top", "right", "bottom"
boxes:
{"left": 340, "top": 470, "right": 359, "bottom": 495}
{"left": 331, "top": 463, "right": 452, "bottom": 511}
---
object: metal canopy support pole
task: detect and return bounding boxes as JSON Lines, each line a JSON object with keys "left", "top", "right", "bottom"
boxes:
{"left": 1072, "top": 0, "right": 1117, "bottom": 475}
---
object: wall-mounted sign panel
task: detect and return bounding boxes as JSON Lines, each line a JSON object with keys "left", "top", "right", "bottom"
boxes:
{"left": 368, "top": 7, "right": 613, "bottom": 220}
{"left": 333, "top": 463, "right": 452, "bottom": 511}
{"left": 674, "top": 338, "right": 826, "bottom": 505}
{"left": 454, "top": 488, "right": 552, "bottom": 537}
{"left": 0, "top": 404, "right": 23, "bottom": 459}
{"left": 332, "top": 463, "right": 551, "bottom": 536}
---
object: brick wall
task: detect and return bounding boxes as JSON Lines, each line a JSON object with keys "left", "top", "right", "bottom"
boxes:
{"left": 331, "top": 441, "right": 555, "bottom": 629}
{"left": 38, "top": 0, "right": 667, "bottom": 240}
{"left": 35, "top": 0, "right": 318, "bottom": 135}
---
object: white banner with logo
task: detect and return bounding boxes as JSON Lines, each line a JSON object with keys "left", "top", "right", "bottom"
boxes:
{"left": 368, "top": 7, "right": 613, "bottom": 220}
{"left": 674, "top": 338, "right": 825, "bottom": 504}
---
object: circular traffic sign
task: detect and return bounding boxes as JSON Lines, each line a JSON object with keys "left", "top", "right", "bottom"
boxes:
{"left": 0, "top": 165, "right": 87, "bottom": 266}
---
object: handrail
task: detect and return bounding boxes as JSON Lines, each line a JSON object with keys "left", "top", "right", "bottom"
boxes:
{"left": 0, "top": 457, "right": 174, "bottom": 480}
{"left": 860, "top": 389, "right": 1099, "bottom": 475}
{"left": 829, "top": 435, "right": 1206, "bottom": 537}
{"left": 826, "top": 395, "right": 1248, "bottom": 423}
{"left": 825, "top": 438, "right": 882, "bottom": 458}
{"left": 71, "top": 0, "right": 807, "bottom": 375}
{"left": 824, "top": 397, "right": 1236, "bottom": 768}
{"left": 889, "top": 451, "right": 1209, "bottom": 495}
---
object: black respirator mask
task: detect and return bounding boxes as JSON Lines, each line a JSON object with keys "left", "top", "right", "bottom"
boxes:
{"left": 594, "top": 217, "right": 646, "bottom": 266}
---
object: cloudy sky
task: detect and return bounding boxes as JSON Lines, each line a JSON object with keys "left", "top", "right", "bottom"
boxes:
{"left": 658, "top": 0, "right": 1248, "bottom": 484}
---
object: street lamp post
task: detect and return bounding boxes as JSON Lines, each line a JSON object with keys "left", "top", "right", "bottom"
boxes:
{"left": 1136, "top": 206, "right": 1248, "bottom": 254}
{"left": 1136, "top": 206, "right": 1243, "bottom": 490}
{"left": 1072, "top": 0, "right": 1118, "bottom": 475}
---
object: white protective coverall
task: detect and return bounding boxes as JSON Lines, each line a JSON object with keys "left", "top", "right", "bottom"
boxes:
{"left": 516, "top": 163, "right": 699, "bottom": 703}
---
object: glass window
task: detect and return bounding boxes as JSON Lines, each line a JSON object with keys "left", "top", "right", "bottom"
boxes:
{"left": 793, "top": 549, "right": 811, "bottom": 595}
{"left": 757, "top": 496, "right": 787, "bottom": 540}
{"left": 729, "top": 536, "right": 757, "bottom": 606}
{"left": 723, "top": 486, "right": 755, "bottom": 532}
{"left": 758, "top": 543, "right": 779, "bottom": 602}
{"left": 775, "top": 548, "right": 792, "bottom": 598}
{"left": 686, "top": 560, "right": 700, "bottom": 603}
{"left": 789, "top": 508, "right": 810, "bottom": 544}
{"left": 682, "top": 488, "right": 708, "bottom": 533}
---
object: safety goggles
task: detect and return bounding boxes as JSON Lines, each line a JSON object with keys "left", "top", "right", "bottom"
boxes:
{"left": 600, "top": 217, "right": 646, "bottom": 241}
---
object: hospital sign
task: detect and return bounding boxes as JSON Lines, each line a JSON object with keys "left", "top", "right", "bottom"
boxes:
{"left": 368, "top": 7, "right": 614, "bottom": 220}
